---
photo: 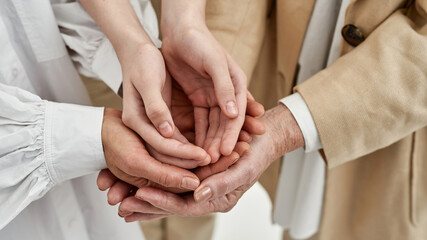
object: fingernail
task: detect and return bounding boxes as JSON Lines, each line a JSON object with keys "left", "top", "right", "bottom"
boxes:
{"left": 226, "top": 101, "right": 238, "bottom": 116}
{"left": 231, "top": 156, "right": 239, "bottom": 165}
{"left": 159, "top": 121, "right": 173, "bottom": 136}
{"left": 119, "top": 211, "right": 132, "bottom": 217}
{"left": 195, "top": 187, "right": 212, "bottom": 202}
{"left": 181, "top": 177, "right": 200, "bottom": 190}
{"left": 200, "top": 155, "right": 211, "bottom": 166}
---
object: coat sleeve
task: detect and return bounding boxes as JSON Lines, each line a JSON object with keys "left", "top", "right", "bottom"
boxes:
{"left": 0, "top": 83, "right": 105, "bottom": 229}
{"left": 295, "top": 1, "right": 427, "bottom": 168}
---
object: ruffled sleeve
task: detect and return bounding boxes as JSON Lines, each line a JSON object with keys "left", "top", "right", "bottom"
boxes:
{"left": 0, "top": 83, "right": 106, "bottom": 229}
{"left": 52, "top": 0, "right": 161, "bottom": 93}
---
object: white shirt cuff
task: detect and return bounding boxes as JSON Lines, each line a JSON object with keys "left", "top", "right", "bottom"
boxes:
{"left": 45, "top": 102, "right": 106, "bottom": 184}
{"left": 279, "top": 93, "right": 322, "bottom": 152}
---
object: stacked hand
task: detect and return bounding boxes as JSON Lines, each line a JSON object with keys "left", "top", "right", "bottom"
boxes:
{"left": 81, "top": 0, "right": 306, "bottom": 222}
{"left": 101, "top": 104, "right": 303, "bottom": 222}
{"left": 101, "top": 80, "right": 265, "bottom": 220}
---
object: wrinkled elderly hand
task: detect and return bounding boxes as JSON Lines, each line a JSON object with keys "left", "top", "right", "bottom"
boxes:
{"left": 111, "top": 105, "right": 305, "bottom": 221}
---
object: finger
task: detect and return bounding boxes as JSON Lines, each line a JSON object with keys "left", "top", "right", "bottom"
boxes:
{"left": 107, "top": 181, "right": 133, "bottom": 205}
{"left": 148, "top": 146, "right": 207, "bottom": 169}
{"left": 247, "top": 91, "right": 255, "bottom": 101}
{"left": 204, "top": 54, "right": 238, "bottom": 118}
{"left": 194, "top": 107, "right": 209, "bottom": 147}
{"left": 238, "top": 130, "right": 252, "bottom": 142}
{"left": 195, "top": 151, "right": 239, "bottom": 181}
{"left": 171, "top": 129, "right": 211, "bottom": 166}
{"left": 141, "top": 89, "right": 175, "bottom": 138}
{"left": 219, "top": 54, "right": 247, "bottom": 155}
{"left": 243, "top": 116, "right": 266, "bottom": 135}
{"left": 119, "top": 196, "right": 170, "bottom": 216}
{"left": 136, "top": 186, "right": 240, "bottom": 216}
{"left": 123, "top": 81, "right": 174, "bottom": 138}
{"left": 135, "top": 71, "right": 175, "bottom": 138}
{"left": 195, "top": 142, "right": 249, "bottom": 181}
{"left": 202, "top": 107, "right": 220, "bottom": 149}
{"left": 207, "top": 110, "right": 226, "bottom": 163}
{"left": 147, "top": 129, "right": 210, "bottom": 168}
{"left": 97, "top": 169, "right": 118, "bottom": 191}
{"left": 123, "top": 85, "right": 209, "bottom": 162}
{"left": 202, "top": 141, "right": 250, "bottom": 180}
{"left": 194, "top": 157, "right": 255, "bottom": 202}
{"left": 130, "top": 118, "right": 209, "bottom": 162}
{"left": 120, "top": 154, "right": 201, "bottom": 191}
{"left": 219, "top": 114, "right": 244, "bottom": 156}
{"left": 203, "top": 108, "right": 221, "bottom": 162}
{"left": 246, "top": 98, "right": 265, "bottom": 117}
{"left": 125, "top": 213, "right": 170, "bottom": 222}
{"left": 182, "top": 131, "right": 195, "bottom": 144}
{"left": 233, "top": 141, "right": 250, "bottom": 156}
{"left": 135, "top": 187, "right": 208, "bottom": 216}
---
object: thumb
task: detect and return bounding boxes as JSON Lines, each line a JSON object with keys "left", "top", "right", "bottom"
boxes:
{"left": 141, "top": 90, "right": 175, "bottom": 138}
{"left": 205, "top": 56, "right": 238, "bottom": 118}
{"left": 193, "top": 159, "right": 252, "bottom": 202}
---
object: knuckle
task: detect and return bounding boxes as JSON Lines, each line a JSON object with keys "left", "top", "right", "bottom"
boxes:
{"left": 220, "top": 194, "right": 238, "bottom": 213}
{"left": 217, "top": 178, "right": 230, "bottom": 196}
{"left": 157, "top": 173, "right": 172, "bottom": 188}
{"left": 146, "top": 106, "right": 166, "bottom": 121}
{"left": 135, "top": 178, "right": 150, "bottom": 188}
{"left": 121, "top": 112, "right": 134, "bottom": 127}
{"left": 221, "top": 205, "right": 234, "bottom": 213}
{"left": 119, "top": 200, "right": 131, "bottom": 213}
{"left": 159, "top": 195, "right": 171, "bottom": 209}
{"left": 220, "top": 87, "right": 235, "bottom": 98}
{"left": 121, "top": 154, "right": 138, "bottom": 173}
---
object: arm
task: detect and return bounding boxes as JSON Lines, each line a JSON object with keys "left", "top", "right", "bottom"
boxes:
{"left": 161, "top": 0, "right": 248, "bottom": 159}
{"left": 295, "top": 2, "right": 427, "bottom": 167}
{"left": 0, "top": 83, "right": 104, "bottom": 229}
{"left": 52, "top": 0, "right": 160, "bottom": 93}
{"left": 74, "top": 0, "right": 210, "bottom": 165}
{"left": 0, "top": 83, "right": 200, "bottom": 229}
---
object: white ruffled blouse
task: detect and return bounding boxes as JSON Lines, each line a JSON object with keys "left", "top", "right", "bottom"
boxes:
{"left": 0, "top": 0, "right": 158, "bottom": 239}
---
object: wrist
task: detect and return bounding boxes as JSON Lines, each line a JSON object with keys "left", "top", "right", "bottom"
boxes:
{"left": 102, "top": 108, "right": 122, "bottom": 151}
{"left": 114, "top": 33, "right": 155, "bottom": 62}
{"left": 262, "top": 104, "right": 305, "bottom": 159}
{"left": 161, "top": 0, "right": 206, "bottom": 38}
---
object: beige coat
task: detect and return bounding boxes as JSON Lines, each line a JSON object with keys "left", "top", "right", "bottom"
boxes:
{"left": 205, "top": 0, "right": 427, "bottom": 239}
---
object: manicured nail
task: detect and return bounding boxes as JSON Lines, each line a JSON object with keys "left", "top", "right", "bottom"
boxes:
{"left": 195, "top": 187, "right": 212, "bottom": 202}
{"left": 181, "top": 177, "right": 200, "bottom": 190}
{"left": 226, "top": 101, "right": 238, "bottom": 116}
{"left": 159, "top": 121, "right": 173, "bottom": 136}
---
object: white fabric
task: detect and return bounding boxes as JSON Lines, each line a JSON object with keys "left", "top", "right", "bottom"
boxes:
{"left": 274, "top": 0, "right": 351, "bottom": 239}
{"left": 0, "top": 0, "right": 158, "bottom": 239}
{"left": 280, "top": 93, "right": 322, "bottom": 152}
{"left": 52, "top": 0, "right": 161, "bottom": 93}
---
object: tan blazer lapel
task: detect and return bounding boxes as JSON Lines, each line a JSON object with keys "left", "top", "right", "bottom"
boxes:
{"left": 277, "top": 0, "right": 316, "bottom": 95}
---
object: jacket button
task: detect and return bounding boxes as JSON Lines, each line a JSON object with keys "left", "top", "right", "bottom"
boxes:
{"left": 341, "top": 24, "right": 365, "bottom": 47}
